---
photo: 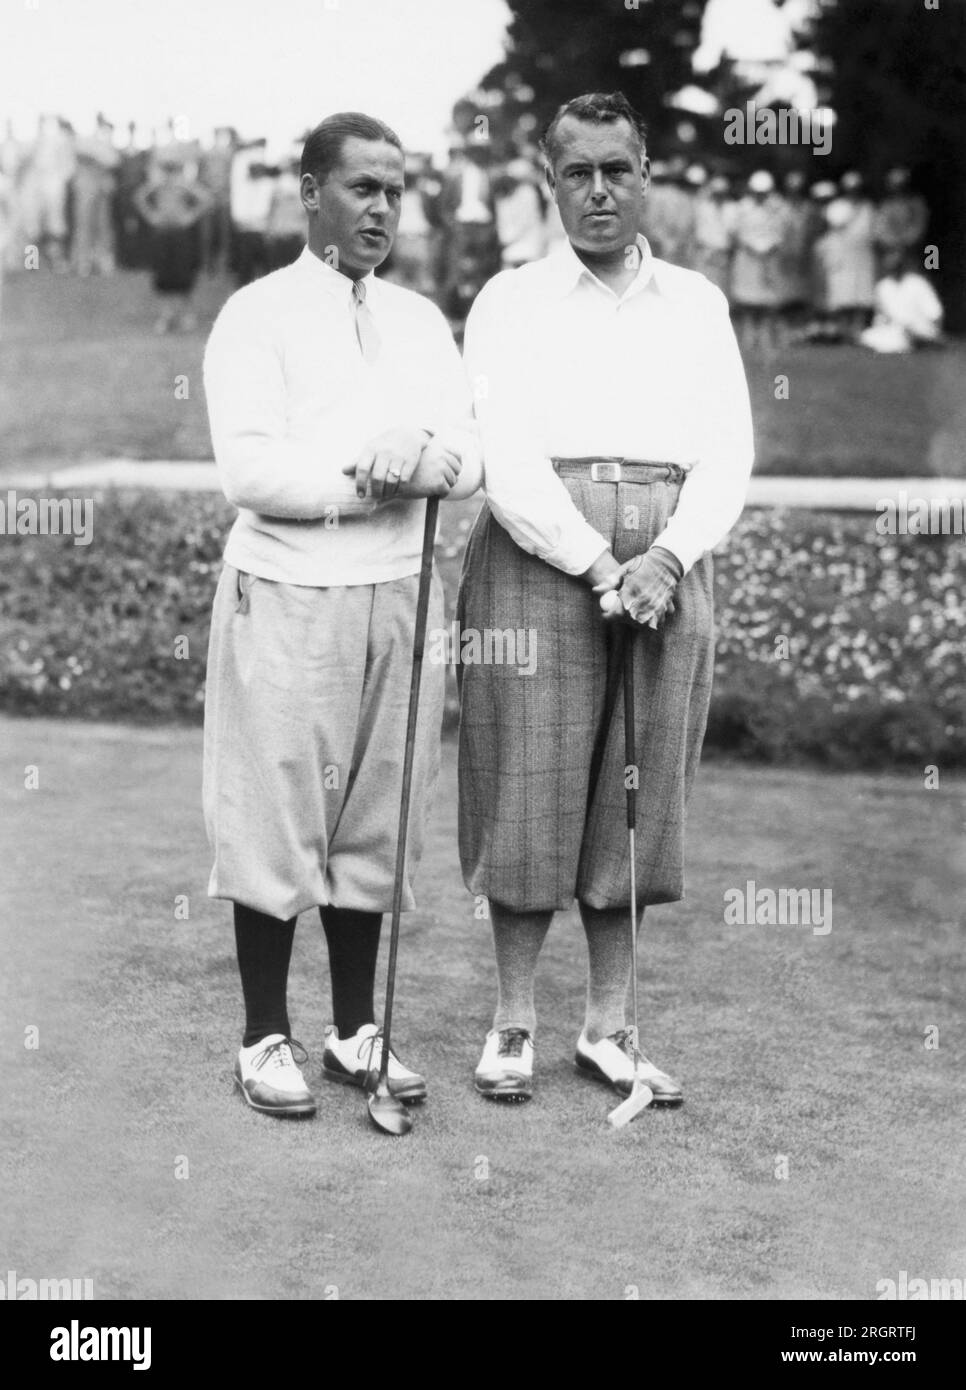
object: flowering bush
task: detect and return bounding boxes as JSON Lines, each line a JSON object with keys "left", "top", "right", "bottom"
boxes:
{"left": 709, "top": 509, "right": 966, "bottom": 765}
{"left": 0, "top": 491, "right": 962, "bottom": 765}
{"left": 0, "top": 490, "right": 226, "bottom": 722}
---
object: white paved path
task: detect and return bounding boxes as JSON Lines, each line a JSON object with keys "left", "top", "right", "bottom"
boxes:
{"left": 4, "top": 459, "right": 966, "bottom": 510}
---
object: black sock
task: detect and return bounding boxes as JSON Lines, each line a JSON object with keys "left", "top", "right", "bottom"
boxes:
{"left": 234, "top": 904, "right": 297, "bottom": 1047}
{"left": 320, "top": 907, "right": 382, "bottom": 1038}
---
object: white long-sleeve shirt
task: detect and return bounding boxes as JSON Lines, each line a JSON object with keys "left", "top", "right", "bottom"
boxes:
{"left": 204, "top": 246, "right": 479, "bottom": 586}
{"left": 462, "top": 235, "right": 754, "bottom": 575}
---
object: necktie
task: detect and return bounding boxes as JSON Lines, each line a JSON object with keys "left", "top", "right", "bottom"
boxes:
{"left": 351, "top": 279, "right": 381, "bottom": 364}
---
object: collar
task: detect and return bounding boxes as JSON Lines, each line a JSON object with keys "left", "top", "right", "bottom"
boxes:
{"left": 293, "top": 244, "right": 379, "bottom": 304}
{"left": 545, "top": 234, "right": 668, "bottom": 302}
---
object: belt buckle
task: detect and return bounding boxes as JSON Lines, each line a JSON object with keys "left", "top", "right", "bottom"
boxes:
{"left": 590, "top": 460, "right": 621, "bottom": 483}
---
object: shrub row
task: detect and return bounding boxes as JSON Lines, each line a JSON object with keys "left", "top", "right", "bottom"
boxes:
{"left": 0, "top": 489, "right": 962, "bottom": 766}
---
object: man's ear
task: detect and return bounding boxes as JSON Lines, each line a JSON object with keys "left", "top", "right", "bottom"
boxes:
{"left": 300, "top": 172, "right": 320, "bottom": 214}
{"left": 544, "top": 162, "right": 557, "bottom": 203}
{"left": 641, "top": 155, "right": 651, "bottom": 200}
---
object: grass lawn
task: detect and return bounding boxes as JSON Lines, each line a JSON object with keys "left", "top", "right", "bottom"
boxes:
{"left": 1, "top": 269, "right": 963, "bottom": 477}
{"left": 1, "top": 716, "right": 964, "bottom": 1300}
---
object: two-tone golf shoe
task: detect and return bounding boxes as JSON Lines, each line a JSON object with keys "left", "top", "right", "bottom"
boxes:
{"left": 474, "top": 1027, "right": 534, "bottom": 1102}
{"left": 322, "top": 1023, "right": 428, "bottom": 1103}
{"left": 234, "top": 1034, "right": 317, "bottom": 1117}
{"left": 575, "top": 1028, "right": 683, "bottom": 1106}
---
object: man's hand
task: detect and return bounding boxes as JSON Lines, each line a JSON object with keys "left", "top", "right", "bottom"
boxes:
{"left": 396, "top": 436, "right": 463, "bottom": 498}
{"left": 600, "top": 546, "right": 683, "bottom": 628}
{"left": 582, "top": 547, "right": 623, "bottom": 593}
{"left": 342, "top": 426, "right": 431, "bottom": 500}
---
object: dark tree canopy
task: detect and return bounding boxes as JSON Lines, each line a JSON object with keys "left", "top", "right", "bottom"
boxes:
{"left": 812, "top": 0, "right": 966, "bottom": 327}
{"left": 478, "top": 0, "right": 706, "bottom": 150}
{"left": 475, "top": 0, "right": 965, "bottom": 325}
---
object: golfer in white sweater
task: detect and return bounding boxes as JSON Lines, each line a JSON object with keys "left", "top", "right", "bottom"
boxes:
{"left": 203, "top": 112, "right": 480, "bottom": 1119}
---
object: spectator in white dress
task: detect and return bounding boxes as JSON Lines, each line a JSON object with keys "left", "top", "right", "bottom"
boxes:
{"left": 860, "top": 246, "right": 944, "bottom": 354}
{"left": 819, "top": 170, "right": 876, "bottom": 340}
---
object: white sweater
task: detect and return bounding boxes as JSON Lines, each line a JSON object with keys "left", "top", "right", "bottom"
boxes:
{"left": 204, "top": 246, "right": 479, "bottom": 587}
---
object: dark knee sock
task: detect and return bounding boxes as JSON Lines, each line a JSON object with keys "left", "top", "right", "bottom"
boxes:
{"left": 234, "top": 904, "right": 297, "bottom": 1047}
{"left": 320, "top": 907, "right": 382, "bottom": 1038}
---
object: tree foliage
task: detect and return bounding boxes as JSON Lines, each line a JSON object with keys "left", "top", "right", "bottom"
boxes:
{"left": 811, "top": 0, "right": 966, "bottom": 326}
{"left": 475, "top": 0, "right": 965, "bottom": 323}
{"left": 478, "top": 0, "right": 705, "bottom": 146}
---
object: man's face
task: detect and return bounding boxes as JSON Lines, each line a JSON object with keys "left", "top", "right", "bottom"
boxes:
{"left": 546, "top": 116, "right": 648, "bottom": 259}
{"left": 301, "top": 136, "right": 404, "bottom": 278}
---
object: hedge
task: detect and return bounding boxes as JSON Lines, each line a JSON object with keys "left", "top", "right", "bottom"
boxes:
{"left": 0, "top": 488, "right": 962, "bottom": 767}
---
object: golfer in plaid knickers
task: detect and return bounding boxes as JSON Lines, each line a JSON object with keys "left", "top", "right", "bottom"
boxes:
{"left": 460, "top": 94, "right": 754, "bottom": 1104}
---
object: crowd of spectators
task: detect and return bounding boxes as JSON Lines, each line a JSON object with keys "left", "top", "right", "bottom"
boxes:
{"left": 655, "top": 160, "right": 942, "bottom": 352}
{"left": 0, "top": 114, "right": 944, "bottom": 353}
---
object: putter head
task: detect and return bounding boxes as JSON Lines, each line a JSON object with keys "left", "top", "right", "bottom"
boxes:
{"left": 366, "top": 1077, "right": 413, "bottom": 1136}
{"left": 606, "top": 1080, "right": 654, "bottom": 1130}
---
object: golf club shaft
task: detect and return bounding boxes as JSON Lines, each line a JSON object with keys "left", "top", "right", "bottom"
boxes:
{"left": 378, "top": 495, "right": 439, "bottom": 1084}
{"left": 622, "top": 637, "right": 639, "bottom": 1049}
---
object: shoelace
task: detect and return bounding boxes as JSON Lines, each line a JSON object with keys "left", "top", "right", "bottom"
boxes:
{"left": 609, "top": 1027, "right": 649, "bottom": 1069}
{"left": 251, "top": 1038, "right": 308, "bottom": 1073}
{"left": 497, "top": 1027, "right": 530, "bottom": 1059}
{"left": 358, "top": 1031, "right": 402, "bottom": 1071}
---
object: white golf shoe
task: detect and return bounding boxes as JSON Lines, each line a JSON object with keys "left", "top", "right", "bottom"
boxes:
{"left": 475, "top": 1027, "right": 534, "bottom": 1102}
{"left": 575, "top": 1028, "right": 683, "bottom": 1105}
{"left": 322, "top": 1023, "right": 427, "bottom": 1103}
{"left": 234, "top": 1034, "right": 316, "bottom": 1117}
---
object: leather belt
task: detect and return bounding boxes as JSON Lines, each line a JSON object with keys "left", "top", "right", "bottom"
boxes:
{"left": 551, "top": 456, "right": 691, "bottom": 485}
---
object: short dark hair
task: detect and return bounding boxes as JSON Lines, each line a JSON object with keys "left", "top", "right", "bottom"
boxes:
{"left": 540, "top": 92, "right": 647, "bottom": 168}
{"left": 300, "top": 112, "right": 402, "bottom": 183}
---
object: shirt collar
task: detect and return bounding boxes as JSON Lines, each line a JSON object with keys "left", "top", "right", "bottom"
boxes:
{"left": 546, "top": 233, "right": 669, "bottom": 302}
{"left": 294, "top": 244, "right": 379, "bottom": 303}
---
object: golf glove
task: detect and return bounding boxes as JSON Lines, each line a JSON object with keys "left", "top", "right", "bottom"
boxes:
{"left": 618, "top": 546, "right": 683, "bottom": 627}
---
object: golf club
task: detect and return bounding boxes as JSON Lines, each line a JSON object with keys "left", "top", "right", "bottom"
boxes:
{"left": 607, "top": 631, "right": 654, "bottom": 1129}
{"left": 366, "top": 494, "right": 440, "bottom": 1136}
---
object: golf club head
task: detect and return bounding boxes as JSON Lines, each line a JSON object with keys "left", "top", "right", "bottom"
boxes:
{"left": 606, "top": 1081, "right": 654, "bottom": 1130}
{"left": 366, "top": 1078, "right": 413, "bottom": 1136}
